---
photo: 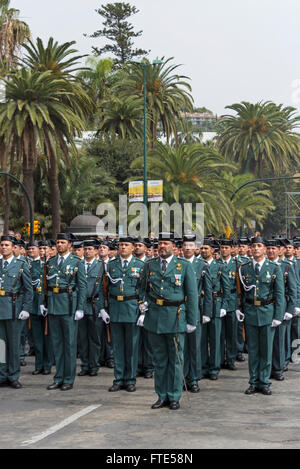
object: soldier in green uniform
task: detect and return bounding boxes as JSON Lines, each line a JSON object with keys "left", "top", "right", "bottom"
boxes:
{"left": 140, "top": 232, "right": 198, "bottom": 410}
{"left": 29, "top": 240, "right": 54, "bottom": 375}
{"left": 220, "top": 238, "right": 245, "bottom": 371}
{"left": 238, "top": 236, "right": 285, "bottom": 395}
{"left": 45, "top": 233, "right": 87, "bottom": 391}
{"left": 0, "top": 236, "right": 33, "bottom": 388}
{"left": 200, "top": 239, "right": 231, "bottom": 380}
{"left": 266, "top": 239, "right": 297, "bottom": 380}
{"left": 182, "top": 234, "right": 212, "bottom": 392}
{"left": 78, "top": 239, "right": 105, "bottom": 377}
{"left": 134, "top": 237, "right": 154, "bottom": 380}
{"left": 106, "top": 237, "right": 144, "bottom": 393}
{"left": 291, "top": 239, "right": 300, "bottom": 362}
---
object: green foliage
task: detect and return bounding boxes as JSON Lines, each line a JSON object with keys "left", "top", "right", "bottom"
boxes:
{"left": 86, "top": 2, "right": 149, "bottom": 66}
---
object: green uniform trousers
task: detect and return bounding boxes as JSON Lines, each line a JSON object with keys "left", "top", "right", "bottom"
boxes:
{"left": 291, "top": 316, "right": 300, "bottom": 360}
{"left": 246, "top": 324, "right": 275, "bottom": 389}
{"left": 148, "top": 331, "right": 185, "bottom": 402}
{"left": 99, "top": 323, "right": 114, "bottom": 365}
{"left": 49, "top": 315, "right": 78, "bottom": 385}
{"left": 201, "top": 318, "right": 223, "bottom": 376}
{"left": 220, "top": 311, "right": 238, "bottom": 366}
{"left": 184, "top": 324, "right": 202, "bottom": 385}
{"left": 272, "top": 320, "right": 287, "bottom": 376}
{"left": 284, "top": 318, "right": 292, "bottom": 367}
{"left": 137, "top": 328, "right": 154, "bottom": 374}
{"left": 110, "top": 322, "right": 140, "bottom": 386}
{"left": 30, "top": 315, "right": 54, "bottom": 372}
{"left": 78, "top": 316, "right": 102, "bottom": 373}
{"left": 0, "top": 319, "right": 22, "bottom": 383}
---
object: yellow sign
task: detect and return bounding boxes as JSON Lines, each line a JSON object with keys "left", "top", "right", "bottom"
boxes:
{"left": 129, "top": 180, "right": 163, "bottom": 202}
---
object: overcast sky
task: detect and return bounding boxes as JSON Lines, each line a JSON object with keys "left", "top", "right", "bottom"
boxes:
{"left": 10, "top": 0, "right": 300, "bottom": 116}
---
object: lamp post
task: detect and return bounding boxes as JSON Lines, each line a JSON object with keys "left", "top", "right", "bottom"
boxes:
{"left": 131, "top": 58, "right": 163, "bottom": 236}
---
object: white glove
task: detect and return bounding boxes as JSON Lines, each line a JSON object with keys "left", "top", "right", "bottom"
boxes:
{"left": 98, "top": 309, "right": 110, "bottom": 324}
{"left": 202, "top": 315, "right": 211, "bottom": 324}
{"left": 186, "top": 324, "right": 197, "bottom": 333}
{"left": 18, "top": 310, "right": 30, "bottom": 320}
{"left": 136, "top": 314, "right": 145, "bottom": 327}
{"left": 40, "top": 304, "right": 48, "bottom": 317}
{"left": 74, "top": 310, "right": 84, "bottom": 321}
{"left": 220, "top": 309, "right": 227, "bottom": 318}
{"left": 139, "top": 301, "right": 148, "bottom": 313}
{"left": 236, "top": 310, "right": 245, "bottom": 322}
{"left": 284, "top": 312, "right": 293, "bottom": 321}
{"left": 271, "top": 319, "right": 282, "bottom": 327}
{"left": 295, "top": 307, "right": 300, "bottom": 316}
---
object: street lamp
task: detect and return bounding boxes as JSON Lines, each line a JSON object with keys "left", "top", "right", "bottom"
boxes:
{"left": 131, "top": 58, "right": 163, "bottom": 235}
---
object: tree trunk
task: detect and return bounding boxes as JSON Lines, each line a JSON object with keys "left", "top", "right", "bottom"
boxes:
{"left": 3, "top": 177, "right": 10, "bottom": 234}
{"left": 48, "top": 155, "right": 61, "bottom": 237}
{"left": 22, "top": 157, "right": 35, "bottom": 225}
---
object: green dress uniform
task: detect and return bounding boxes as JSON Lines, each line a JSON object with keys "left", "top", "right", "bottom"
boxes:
{"left": 184, "top": 256, "right": 212, "bottom": 387}
{"left": 142, "top": 256, "right": 198, "bottom": 403}
{"left": 30, "top": 258, "right": 54, "bottom": 373}
{"left": 107, "top": 256, "right": 144, "bottom": 387}
{"left": 0, "top": 257, "right": 33, "bottom": 384}
{"left": 291, "top": 258, "right": 300, "bottom": 360}
{"left": 201, "top": 259, "right": 231, "bottom": 378}
{"left": 220, "top": 256, "right": 244, "bottom": 368}
{"left": 78, "top": 258, "right": 105, "bottom": 374}
{"left": 100, "top": 258, "right": 114, "bottom": 367}
{"left": 240, "top": 258, "right": 285, "bottom": 390}
{"left": 46, "top": 253, "right": 87, "bottom": 386}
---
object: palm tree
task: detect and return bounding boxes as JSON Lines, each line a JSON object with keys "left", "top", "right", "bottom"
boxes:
{"left": 20, "top": 37, "right": 95, "bottom": 235}
{"left": 0, "top": 68, "right": 87, "bottom": 232}
{"left": 115, "top": 57, "right": 193, "bottom": 144}
{"left": 99, "top": 95, "right": 145, "bottom": 139}
{"left": 221, "top": 171, "right": 275, "bottom": 234}
{"left": 130, "top": 141, "right": 235, "bottom": 233}
{"left": 217, "top": 101, "right": 300, "bottom": 178}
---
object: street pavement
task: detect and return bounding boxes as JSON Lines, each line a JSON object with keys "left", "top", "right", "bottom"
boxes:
{"left": 1, "top": 355, "right": 300, "bottom": 449}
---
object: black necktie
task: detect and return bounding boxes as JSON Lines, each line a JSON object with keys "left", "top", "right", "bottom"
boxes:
{"left": 123, "top": 260, "right": 128, "bottom": 269}
{"left": 3, "top": 260, "right": 8, "bottom": 270}
{"left": 86, "top": 262, "right": 91, "bottom": 273}
{"left": 255, "top": 263, "right": 260, "bottom": 276}
{"left": 161, "top": 259, "right": 167, "bottom": 273}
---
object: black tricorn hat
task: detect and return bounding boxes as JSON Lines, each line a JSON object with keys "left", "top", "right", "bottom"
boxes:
{"left": 0, "top": 235, "right": 17, "bottom": 245}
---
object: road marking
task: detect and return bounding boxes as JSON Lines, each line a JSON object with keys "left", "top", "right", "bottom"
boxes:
{"left": 20, "top": 404, "right": 101, "bottom": 447}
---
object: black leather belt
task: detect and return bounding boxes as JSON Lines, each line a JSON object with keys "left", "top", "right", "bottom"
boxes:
{"left": 246, "top": 298, "right": 274, "bottom": 306}
{"left": 87, "top": 294, "right": 99, "bottom": 303}
{"left": 149, "top": 295, "right": 185, "bottom": 307}
{"left": 47, "top": 286, "right": 76, "bottom": 294}
{"left": 231, "top": 288, "right": 237, "bottom": 294}
{"left": 109, "top": 293, "right": 138, "bottom": 302}
{"left": 212, "top": 292, "right": 222, "bottom": 298}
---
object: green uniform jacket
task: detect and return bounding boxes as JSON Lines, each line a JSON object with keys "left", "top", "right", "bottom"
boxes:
{"left": 142, "top": 256, "right": 198, "bottom": 334}
{"left": 84, "top": 259, "right": 105, "bottom": 316}
{"left": 0, "top": 257, "right": 33, "bottom": 320}
{"left": 191, "top": 257, "right": 213, "bottom": 321}
{"left": 222, "top": 256, "right": 248, "bottom": 312}
{"left": 208, "top": 259, "right": 231, "bottom": 317}
{"left": 30, "top": 258, "right": 45, "bottom": 315}
{"left": 46, "top": 254, "right": 87, "bottom": 316}
{"left": 107, "top": 256, "right": 144, "bottom": 323}
{"left": 278, "top": 259, "right": 297, "bottom": 314}
{"left": 287, "top": 258, "right": 300, "bottom": 309}
{"left": 240, "top": 259, "right": 285, "bottom": 326}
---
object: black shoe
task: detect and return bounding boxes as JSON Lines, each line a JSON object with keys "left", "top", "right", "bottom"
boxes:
{"left": 227, "top": 364, "right": 237, "bottom": 371}
{"left": 260, "top": 387, "right": 272, "bottom": 395}
{"left": 109, "top": 384, "right": 121, "bottom": 392}
{"left": 144, "top": 371, "right": 153, "bottom": 379}
{"left": 47, "top": 382, "right": 62, "bottom": 390}
{"left": 283, "top": 366, "right": 289, "bottom": 372}
{"left": 78, "top": 370, "right": 89, "bottom": 376}
{"left": 169, "top": 401, "right": 180, "bottom": 410}
{"left": 236, "top": 354, "right": 245, "bottom": 362}
{"left": 61, "top": 384, "right": 73, "bottom": 391}
{"left": 189, "top": 384, "right": 200, "bottom": 393}
{"left": 28, "top": 348, "right": 35, "bottom": 356}
{"left": 136, "top": 371, "right": 144, "bottom": 377}
{"left": 32, "top": 369, "right": 43, "bottom": 375}
{"left": 271, "top": 374, "right": 284, "bottom": 381}
{"left": 151, "top": 399, "right": 169, "bottom": 409}
{"left": 42, "top": 370, "right": 51, "bottom": 375}
{"left": 126, "top": 384, "right": 136, "bottom": 392}
{"left": 20, "top": 360, "right": 27, "bottom": 367}
{"left": 106, "top": 360, "right": 114, "bottom": 368}
{"left": 245, "top": 385, "right": 258, "bottom": 395}
{"left": 89, "top": 371, "right": 98, "bottom": 377}
{"left": 10, "top": 380, "right": 22, "bottom": 389}
{"left": 209, "top": 374, "right": 218, "bottom": 380}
